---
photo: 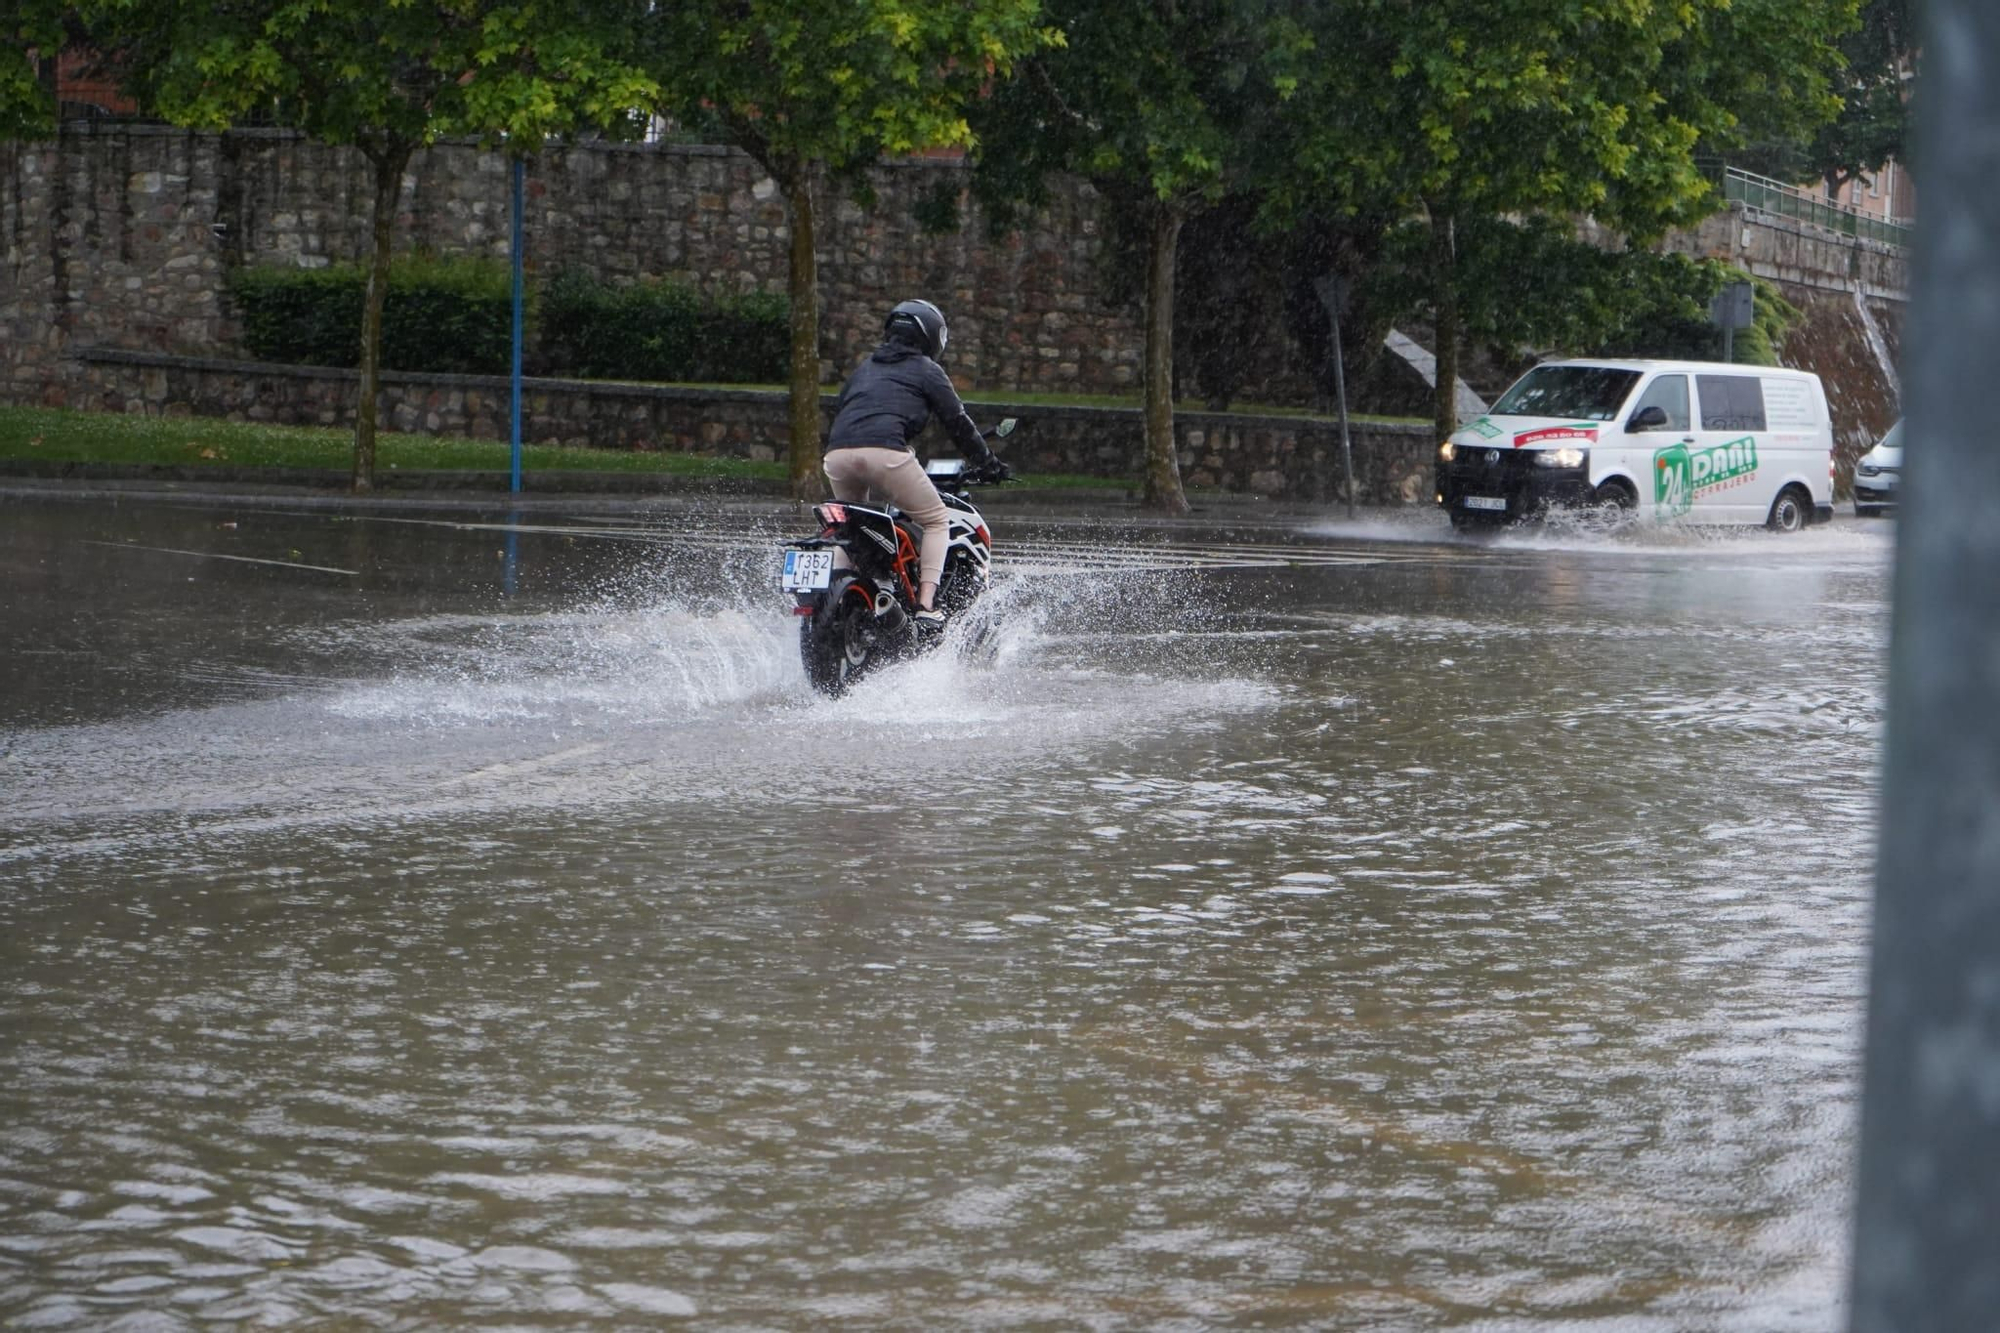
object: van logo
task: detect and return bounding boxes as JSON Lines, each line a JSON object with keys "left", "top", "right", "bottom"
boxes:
{"left": 1514, "top": 424, "right": 1599, "bottom": 449}
{"left": 1654, "top": 435, "right": 1760, "bottom": 517}
{"left": 1689, "top": 435, "right": 1759, "bottom": 493}
{"left": 1484, "top": 449, "right": 1500, "bottom": 464}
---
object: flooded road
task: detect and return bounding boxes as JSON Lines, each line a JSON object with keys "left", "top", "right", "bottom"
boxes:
{"left": 0, "top": 488, "right": 1888, "bottom": 1329}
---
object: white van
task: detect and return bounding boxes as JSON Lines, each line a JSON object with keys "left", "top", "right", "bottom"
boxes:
{"left": 1436, "top": 358, "right": 1835, "bottom": 531}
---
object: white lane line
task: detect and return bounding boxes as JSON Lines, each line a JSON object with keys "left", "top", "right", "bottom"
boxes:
{"left": 456, "top": 743, "right": 608, "bottom": 785}
{"left": 80, "top": 540, "right": 359, "bottom": 576}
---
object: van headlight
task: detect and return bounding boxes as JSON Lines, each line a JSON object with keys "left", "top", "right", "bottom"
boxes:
{"left": 1438, "top": 441, "right": 1455, "bottom": 462}
{"left": 1533, "top": 446, "right": 1587, "bottom": 468}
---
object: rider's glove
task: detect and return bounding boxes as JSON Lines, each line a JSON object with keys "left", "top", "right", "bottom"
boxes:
{"left": 968, "top": 457, "right": 1013, "bottom": 484}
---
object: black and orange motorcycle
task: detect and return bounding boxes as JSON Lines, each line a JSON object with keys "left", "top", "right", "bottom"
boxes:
{"left": 780, "top": 420, "right": 1016, "bottom": 696}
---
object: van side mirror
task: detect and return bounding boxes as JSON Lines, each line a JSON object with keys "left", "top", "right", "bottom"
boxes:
{"left": 1626, "top": 405, "right": 1669, "bottom": 433}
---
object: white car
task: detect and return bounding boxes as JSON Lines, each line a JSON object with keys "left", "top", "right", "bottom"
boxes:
{"left": 1853, "top": 420, "right": 1902, "bottom": 517}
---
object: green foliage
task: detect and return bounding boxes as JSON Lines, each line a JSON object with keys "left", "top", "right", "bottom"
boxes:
{"left": 230, "top": 262, "right": 792, "bottom": 383}
{"left": 648, "top": 1, "right": 1057, "bottom": 178}
{"left": 968, "top": 0, "right": 1312, "bottom": 510}
{"left": 1, "top": 0, "right": 65, "bottom": 139}
{"left": 1719, "top": 273, "right": 1803, "bottom": 366}
{"left": 911, "top": 180, "right": 963, "bottom": 236}
{"left": 1798, "top": 0, "right": 1918, "bottom": 190}
{"left": 229, "top": 256, "right": 514, "bottom": 373}
{"left": 84, "top": 0, "right": 660, "bottom": 488}
{"left": 1364, "top": 217, "right": 1801, "bottom": 367}
{"left": 1280, "top": 0, "right": 1854, "bottom": 240}
{"left": 98, "top": 0, "right": 658, "bottom": 151}
{"left": 970, "top": 0, "right": 1309, "bottom": 224}
{"left": 1264, "top": 0, "right": 1855, "bottom": 437}
{"left": 638, "top": 0, "right": 1057, "bottom": 495}
{"left": 539, "top": 273, "right": 790, "bottom": 384}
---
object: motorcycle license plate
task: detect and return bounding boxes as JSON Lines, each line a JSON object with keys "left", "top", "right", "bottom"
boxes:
{"left": 1462, "top": 495, "right": 1507, "bottom": 512}
{"left": 782, "top": 548, "right": 833, "bottom": 590}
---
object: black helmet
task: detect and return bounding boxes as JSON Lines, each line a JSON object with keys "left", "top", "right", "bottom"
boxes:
{"left": 884, "top": 298, "right": 949, "bottom": 359}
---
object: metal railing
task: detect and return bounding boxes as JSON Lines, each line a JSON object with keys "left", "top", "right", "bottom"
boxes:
{"left": 1718, "top": 166, "right": 1912, "bottom": 248}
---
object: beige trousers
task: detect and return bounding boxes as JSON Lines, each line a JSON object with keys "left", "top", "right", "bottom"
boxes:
{"left": 823, "top": 447, "right": 950, "bottom": 590}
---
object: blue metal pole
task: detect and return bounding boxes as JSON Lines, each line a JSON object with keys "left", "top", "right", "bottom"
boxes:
{"left": 510, "top": 156, "right": 524, "bottom": 494}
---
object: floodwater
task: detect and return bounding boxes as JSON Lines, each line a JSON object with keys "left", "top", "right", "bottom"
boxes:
{"left": 0, "top": 487, "right": 1890, "bottom": 1329}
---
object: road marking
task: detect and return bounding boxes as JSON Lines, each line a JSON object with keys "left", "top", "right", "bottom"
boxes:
{"left": 80, "top": 540, "right": 359, "bottom": 576}
{"left": 336, "top": 511, "right": 1467, "bottom": 573}
{"left": 457, "top": 743, "right": 607, "bottom": 785}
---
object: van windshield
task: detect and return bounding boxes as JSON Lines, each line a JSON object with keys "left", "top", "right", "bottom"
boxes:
{"left": 1878, "top": 420, "right": 1903, "bottom": 450}
{"left": 1490, "top": 366, "right": 1642, "bottom": 421}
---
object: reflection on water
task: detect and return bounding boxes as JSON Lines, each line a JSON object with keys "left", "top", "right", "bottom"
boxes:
{"left": 0, "top": 492, "right": 1888, "bottom": 1328}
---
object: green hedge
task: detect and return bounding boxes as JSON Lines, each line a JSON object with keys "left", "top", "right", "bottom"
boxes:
{"left": 229, "top": 256, "right": 515, "bottom": 374}
{"left": 229, "top": 261, "right": 789, "bottom": 384}
{"left": 539, "top": 271, "right": 789, "bottom": 384}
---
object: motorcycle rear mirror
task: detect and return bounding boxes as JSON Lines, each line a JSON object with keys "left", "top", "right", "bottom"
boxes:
{"left": 994, "top": 417, "right": 1017, "bottom": 438}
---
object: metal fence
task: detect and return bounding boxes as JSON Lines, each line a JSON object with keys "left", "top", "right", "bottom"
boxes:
{"left": 1719, "top": 166, "right": 1912, "bottom": 248}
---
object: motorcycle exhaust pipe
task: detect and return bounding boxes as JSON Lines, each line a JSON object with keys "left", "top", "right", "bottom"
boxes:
{"left": 872, "top": 589, "right": 907, "bottom": 634}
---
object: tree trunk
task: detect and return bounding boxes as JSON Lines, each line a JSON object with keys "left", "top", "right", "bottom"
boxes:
{"left": 1142, "top": 201, "right": 1190, "bottom": 515}
{"left": 1427, "top": 201, "right": 1461, "bottom": 448}
{"left": 35, "top": 46, "right": 58, "bottom": 115}
{"left": 784, "top": 165, "right": 825, "bottom": 502}
{"left": 354, "top": 142, "right": 411, "bottom": 493}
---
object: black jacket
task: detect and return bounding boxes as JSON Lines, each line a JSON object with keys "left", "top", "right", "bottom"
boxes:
{"left": 826, "top": 343, "right": 994, "bottom": 466}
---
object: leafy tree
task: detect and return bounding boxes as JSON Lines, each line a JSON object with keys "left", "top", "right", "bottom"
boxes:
{"left": 644, "top": 1, "right": 1055, "bottom": 501}
{"left": 1289, "top": 0, "right": 1856, "bottom": 446}
{"left": 90, "top": 0, "right": 655, "bottom": 490}
{"left": 1804, "top": 0, "right": 1919, "bottom": 197}
{"left": 1366, "top": 216, "right": 1798, "bottom": 372}
{"left": 1, "top": 0, "right": 67, "bottom": 139}
{"left": 970, "top": 0, "right": 1310, "bottom": 514}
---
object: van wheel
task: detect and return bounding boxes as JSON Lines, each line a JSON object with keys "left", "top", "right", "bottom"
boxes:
{"left": 1591, "top": 479, "right": 1638, "bottom": 516}
{"left": 1767, "top": 486, "right": 1811, "bottom": 533}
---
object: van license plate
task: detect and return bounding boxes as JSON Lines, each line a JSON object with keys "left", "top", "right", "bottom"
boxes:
{"left": 782, "top": 549, "right": 833, "bottom": 590}
{"left": 1462, "top": 495, "right": 1507, "bottom": 512}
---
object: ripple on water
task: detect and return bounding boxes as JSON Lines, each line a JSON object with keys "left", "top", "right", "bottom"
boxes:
{"left": 0, "top": 516, "right": 1887, "bottom": 1330}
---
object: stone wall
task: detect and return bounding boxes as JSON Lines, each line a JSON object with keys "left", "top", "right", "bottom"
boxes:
{"left": 4, "top": 124, "right": 1141, "bottom": 400}
{"left": 1, "top": 142, "right": 60, "bottom": 404}
{"left": 73, "top": 349, "right": 1436, "bottom": 504}
{"left": 3, "top": 122, "right": 1907, "bottom": 499}
{"left": 1666, "top": 200, "right": 1910, "bottom": 301}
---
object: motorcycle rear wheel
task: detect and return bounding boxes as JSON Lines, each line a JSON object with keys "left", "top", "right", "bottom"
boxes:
{"left": 800, "top": 588, "right": 877, "bottom": 697}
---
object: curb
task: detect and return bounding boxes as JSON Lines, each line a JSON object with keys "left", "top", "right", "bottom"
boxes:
{"left": 0, "top": 459, "right": 792, "bottom": 497}
{"left": 0, "top": 461, "right": 1309, "bottom": 515}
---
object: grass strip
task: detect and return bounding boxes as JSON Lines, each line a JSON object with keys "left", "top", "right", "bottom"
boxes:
{"left": 0, "top": 406, "right": 779, "bottom": 480}
{"left": 0, "top": 405, "right": 1127, "bottom": 490}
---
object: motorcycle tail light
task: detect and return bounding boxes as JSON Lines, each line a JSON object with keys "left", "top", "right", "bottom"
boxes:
{"left": 976, "top": 525, "right": 990, "bottom": 546}
{"left": 815, "top": 503, "right": 848, "bottom": 526}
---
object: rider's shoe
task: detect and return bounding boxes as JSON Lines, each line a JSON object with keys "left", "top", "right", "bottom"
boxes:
{"left": 912, "top": 607, "right": 946, "bottom": 634}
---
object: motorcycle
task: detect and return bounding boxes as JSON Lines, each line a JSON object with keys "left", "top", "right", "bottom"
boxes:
{"left": 780, "top": 419, "right": 1017, "bottom": 697}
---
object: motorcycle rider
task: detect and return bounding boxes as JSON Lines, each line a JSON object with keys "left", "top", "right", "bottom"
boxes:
{"left": 823, "top": 298, "right": 1010, "bottom": 627}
